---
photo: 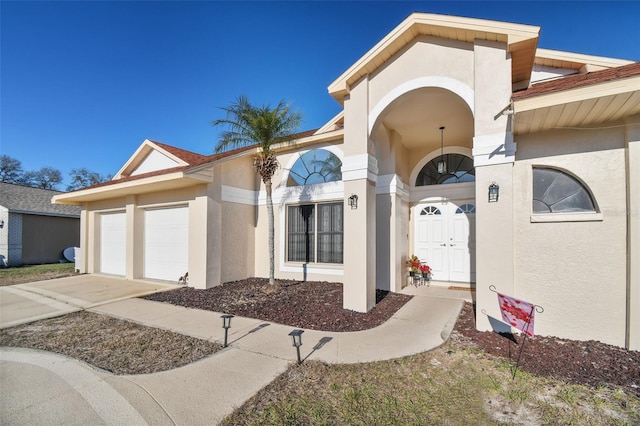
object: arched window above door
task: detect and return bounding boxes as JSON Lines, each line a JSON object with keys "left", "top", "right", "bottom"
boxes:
{"left": 416, "top": 154, "right": 475, "bottom": 186}
{"left": 287, "top": 149, "right": 342, "bottom": 186}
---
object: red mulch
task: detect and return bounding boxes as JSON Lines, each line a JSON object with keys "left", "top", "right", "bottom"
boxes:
{"left": 143, "top": 278, "right": 412, "bottom": 332}
{"left": 453, "top": 303, "right": 640, "bottom": 397}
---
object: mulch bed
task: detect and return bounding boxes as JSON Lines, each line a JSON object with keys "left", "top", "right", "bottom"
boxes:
{"left": 452, "top": 303, "right": 640, "bottom": 397}
{"left": 144, "top": 278, "right": 412, "bottom": 332}
{"left": 144, "top": 278, "right": 640, "bottom": 397}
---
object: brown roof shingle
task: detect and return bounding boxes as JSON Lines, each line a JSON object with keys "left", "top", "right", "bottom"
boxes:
{"left": 69, "top": 128, "right": 322, "bottom": 193}
{"left": 513, "top": 62, "right": 640, "bottom": 101}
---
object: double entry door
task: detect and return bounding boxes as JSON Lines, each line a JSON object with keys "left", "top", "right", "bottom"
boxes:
{"left": 414, "top": 201, "right": 476, "bottom": 283}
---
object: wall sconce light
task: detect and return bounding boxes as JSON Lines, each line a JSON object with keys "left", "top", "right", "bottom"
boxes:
{"left": 348, "top": 194, "right": 358, "bottom": 210}
{"left": 488, "top": 182, "right": 499, "bottom": 203}
{"left": 221, "top": 314, "right": 234, "bottom": 347}
{"left": 0, "top": 219, "right": 4, "bottom": 229}
{"left": 288, "top": 329, "right": 304, "bottom": 364}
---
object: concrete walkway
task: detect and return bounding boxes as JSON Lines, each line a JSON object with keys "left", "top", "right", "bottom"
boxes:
{"left": 1, "top": 280, "right": 472, "bottom": 425}
{"left": 0, "top": 274, "right": 176, "bottom": 329}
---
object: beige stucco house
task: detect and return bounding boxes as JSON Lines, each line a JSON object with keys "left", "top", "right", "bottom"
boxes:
{"left": 53, "top": 13, "right": 640, "bottom": 350}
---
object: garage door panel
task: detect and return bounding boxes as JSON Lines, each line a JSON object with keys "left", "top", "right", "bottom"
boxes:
{"left": 144, "top": 207, "right": 189, "bottom": 282}
{"left": 100, "top": 212, "right": 126, "bottom": 276}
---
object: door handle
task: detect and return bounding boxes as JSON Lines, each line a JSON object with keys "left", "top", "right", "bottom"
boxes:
{"left": 450, "top": 244, "right": 456, "bottom": 246}
{"left": 440, "top": 243, "right": 446, "bottom": 246}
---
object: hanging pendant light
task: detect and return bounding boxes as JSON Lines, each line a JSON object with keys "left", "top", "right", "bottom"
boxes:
{"left": 437, "top": 126, "right": 447, "bottom": 174}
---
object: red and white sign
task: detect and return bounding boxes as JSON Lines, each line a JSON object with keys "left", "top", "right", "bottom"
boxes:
{"left": 497, "top": 292, "right": 536, "bottom": 337}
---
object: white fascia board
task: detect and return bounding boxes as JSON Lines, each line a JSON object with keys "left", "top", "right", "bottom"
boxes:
{"left": 52, "top": 171, "right": 190, "bottom": 205}
{"left": 535, "top": 48, "right": 635, "bottom": 68}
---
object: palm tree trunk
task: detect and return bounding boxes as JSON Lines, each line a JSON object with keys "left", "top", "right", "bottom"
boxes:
{"left": 265, "top": 178, "right": 275, "bottom": 285}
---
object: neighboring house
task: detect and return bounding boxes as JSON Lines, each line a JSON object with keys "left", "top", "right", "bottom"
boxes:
{"left": 53, "top": 13, "right": 640, "bottom": 350}
{"left": 1, "top": 182, "right": 81, "bottom": 266}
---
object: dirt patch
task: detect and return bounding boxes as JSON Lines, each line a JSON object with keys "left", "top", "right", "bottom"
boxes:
{"left": 142, "top": 278, "right": 413, "bottom": 332}
{"left": 0, "top": 311, "right": 221, "bottom": 374}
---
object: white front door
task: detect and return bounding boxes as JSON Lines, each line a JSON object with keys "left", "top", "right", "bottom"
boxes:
{"left": 414, "top": 201, "right": 475, "bottom": 283}
{"left": 144, "top": 207, "right": 189, "bottom": 282}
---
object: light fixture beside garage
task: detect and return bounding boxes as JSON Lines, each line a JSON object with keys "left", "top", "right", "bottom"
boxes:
{"left": 437, "top": 126, "right": 447, "bottom": 174}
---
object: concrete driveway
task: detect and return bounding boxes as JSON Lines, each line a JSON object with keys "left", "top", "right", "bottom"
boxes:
{"left": 0, "top": 275, "right": 177, "bottom": 329}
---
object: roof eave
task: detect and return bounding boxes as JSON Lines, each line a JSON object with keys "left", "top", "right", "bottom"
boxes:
{"left": 514, "top": 75, "right": 640, "bottom": 112}
{"left": 328, "top": 13, "right": 540, "bottom": 103}
{"left": 52, "top": 171, "right": 212, "bottom": 205}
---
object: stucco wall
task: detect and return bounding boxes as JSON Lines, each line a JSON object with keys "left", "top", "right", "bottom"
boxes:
{"left": 512, "top": 127, "right": 627, "bottom": 346}
{"left": 221, "top": 201, "right": 255, "bottom": 283}
{"left": 220, "top": 156, "right": 257, "bottom": 189}
{"left": 368, "top": 36, "right": 475, "bottom": 109}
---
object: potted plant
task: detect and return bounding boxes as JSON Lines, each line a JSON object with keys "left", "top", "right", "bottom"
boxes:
{"left": 419, "top": 263, "right": 432, "bottom": 281}
{"left": 406, "top": 255, "right": 421, "bottom": 277}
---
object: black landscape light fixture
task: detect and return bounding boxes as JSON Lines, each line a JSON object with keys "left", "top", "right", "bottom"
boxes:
{"left": 288, "top": 329, "right": 304, "bottom": 364}
{"left": 221, "top": 314, "right": 234, "bottom": 347}
{"left": 488, "top": 182, "right": 499, "bottom": 203}
{"left": 437, "top": 126, "right": 447, "bottom": 174}
{"left": 0, "top": 219, "right": 4, "bottom": 229}
{"left": 348, "top": 194, "right": 358, "bottom": 209}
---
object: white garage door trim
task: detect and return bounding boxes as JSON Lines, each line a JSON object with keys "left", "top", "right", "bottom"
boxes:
{"left": 144, "top": 206, "right": 189, "bottom": 282}
{"left": 100, "top": 212, "right": 126, "bottom": 276}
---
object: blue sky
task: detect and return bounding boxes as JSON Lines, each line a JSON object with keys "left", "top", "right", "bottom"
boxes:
{"left": 2, "top": 1, "right": 639, "bottom": 189}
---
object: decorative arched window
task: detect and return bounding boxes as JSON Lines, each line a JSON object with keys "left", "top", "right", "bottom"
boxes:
{"left": 416, "top": 154, "right": 475, "bottom": 186}
{"left": 287, "top": 149, "right": 342, "bottom": 186}
{"left": 455, "top": 203, "right": 476, "bottom": 214}
{"left": 532, "top": 167, "right": 596, "bottom": 213}
{"left": 420, "top": 206, "right": 441, "bottom": 215}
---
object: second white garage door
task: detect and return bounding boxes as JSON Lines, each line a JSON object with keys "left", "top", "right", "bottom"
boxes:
{"left": 144, "top": 206, "right": 189, "bottom": 282}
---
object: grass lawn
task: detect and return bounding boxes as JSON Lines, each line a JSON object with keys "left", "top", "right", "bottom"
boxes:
{"left": 0, "top": 263, "right": 77, "bottom": 286}
{"left": 222, "top": 344, "right": 639, "bottom": 425}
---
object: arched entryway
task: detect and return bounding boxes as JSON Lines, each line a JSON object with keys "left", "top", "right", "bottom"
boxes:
{"left": 367, "top": 83, "right": 476, "bottom": 290}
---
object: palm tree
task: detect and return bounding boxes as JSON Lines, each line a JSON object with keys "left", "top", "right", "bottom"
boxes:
{"left": 213, "top": 96, "right": 302, "bottom": 285}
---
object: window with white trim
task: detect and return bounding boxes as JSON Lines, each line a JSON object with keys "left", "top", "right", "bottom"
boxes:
{"left": 287, "top": 202, "right": 343, "bottom": 264}
{"left": 532, "top": 167, "right": 596, "bottom": 213}
{"left": 287, "top": 149, "right": 342, "bottom": 186}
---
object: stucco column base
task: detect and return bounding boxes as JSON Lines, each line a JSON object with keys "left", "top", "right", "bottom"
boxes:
{"left": 474, "top": 162, "right": 515, "bottom": 332}
{"left": 343, "top": 179, "right": 376, "bottom": 313}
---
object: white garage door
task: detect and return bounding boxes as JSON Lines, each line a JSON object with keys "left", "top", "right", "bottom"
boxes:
{"left": 100, "top": 212, "right": 126, "bottom": 276}
{"left": 144, "top": 207, "right": 189, "bottom": 282}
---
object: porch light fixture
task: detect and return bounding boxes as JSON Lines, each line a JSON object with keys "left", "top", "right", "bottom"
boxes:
{"left": 488, "top": 182, "right": 499, "bottom": 203}
{"left": 288, "top": 329, "right": 304, "bottom": 364}
{"left": 221, "top": 314, "right": 234, "bottom": 347}
{"left": 348, "top": 194, "right": 358, "bottom": 210}
{"left": 0, "top": 219, "right": 4, "bottom": 229}
{"left": 437, "top": 126, "right": 447, "bottom": 174}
